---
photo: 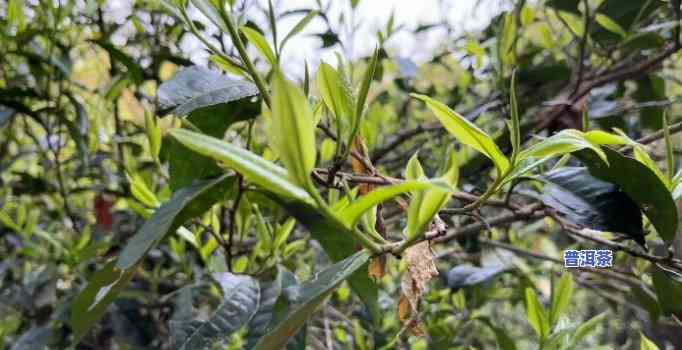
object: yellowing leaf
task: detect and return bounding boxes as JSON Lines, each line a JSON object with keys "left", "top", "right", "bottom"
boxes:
{"left": 412, "top": 94, "right": 510, "bottom": 173}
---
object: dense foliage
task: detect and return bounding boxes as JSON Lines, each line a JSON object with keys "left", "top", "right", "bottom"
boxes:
{"left": 1, "top": 0, "right": 682, "bottom": 349}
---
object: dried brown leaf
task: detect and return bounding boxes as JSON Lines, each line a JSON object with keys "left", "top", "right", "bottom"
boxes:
{"left": 398, "top": 241, "right": 438, "bottom": 334}
{"left": 369, "top": 255, "right": 386, "bottom": 280}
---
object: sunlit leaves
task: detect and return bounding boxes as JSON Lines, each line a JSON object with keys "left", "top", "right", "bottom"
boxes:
{"left": 144, "top": 111, "right": 162, "bottom": 161}
{"left": 412, "top": 94, "right": 510, "bottom": 174}
{"left": 271, "top": 71, "right": 317, "bottom": 190}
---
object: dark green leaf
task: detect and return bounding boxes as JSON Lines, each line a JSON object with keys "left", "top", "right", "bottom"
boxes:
{"left": 542, "top": 167, "right": 644, "bottom": 245}
{"left": 70, "top": 261, "right": 137, "bottom": 342}
{"left": 268, "top": 198, "right": 380, "bottom": 322}
{"left": 651, "top": 267, "right": 682, "bottom": 316}
{"left": 157, "top": 66, "right": 258, "bottom": 116}
{"left": 252, "top": 251, "right": 370, "bottom": 349}
{"left": 445, "top": 265, "right": 509, "bottom": 290}
{"left": 575, "top": 148, "right": 678, "bottom": 242}
{"left": 631, "top": 285, "right": 662, "bottom": 322}
{"left": 172, "top": 273, "right": 260, "bottom": 349}
{"left": 245, "top": 268, "right": 290, "bottom": 348}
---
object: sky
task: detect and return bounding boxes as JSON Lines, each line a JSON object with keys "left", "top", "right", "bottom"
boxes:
{"left": 176, "top": 0, "right": 506, "bottom": 74}
{"left": 105, "top": 0, "right": 506, "bottom": 75}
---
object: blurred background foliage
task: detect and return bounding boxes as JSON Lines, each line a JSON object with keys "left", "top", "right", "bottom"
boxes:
{"left": 1, "top": 0, "right": 682, "bottom": 349}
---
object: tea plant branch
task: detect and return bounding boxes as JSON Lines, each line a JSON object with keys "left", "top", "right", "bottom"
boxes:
{"left": 226, "top": 120, "right": 256, "bottom": 270}
{"left": 571, "top": 0, "right": 590, "bottom": 96}
{"left": 219, "top": 7, "right": 272, "bottom": 107}
{"left": 313, "top": 169, "right": 518, "bottom": 210}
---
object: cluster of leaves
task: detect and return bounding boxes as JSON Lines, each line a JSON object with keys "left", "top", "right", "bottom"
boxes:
{"left": 1, "top": 0, "right": 682, "bottom": 349}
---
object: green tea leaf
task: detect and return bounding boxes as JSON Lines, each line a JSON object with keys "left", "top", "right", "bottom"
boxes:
{"left": 595, "top": 13, "right": 628, "bottom": 38}
{"left": 241, "top": 26, "right": 278, "bottom": 66}
{"left": 170, "top": 128, "right": 314, "bottom": 204}
{"left": 70, "top": 261, "right": 136, "bottom": 343}
{"left": 412, "top": 94, "right": 510, "bottom": 173}
{"left": 144, "top": 111, "right": 162, "bottom": 160}
{"left": 573, "top": 312, "right": 606, "bottom": 344}
{"left": 406, "top": 152, "right": 458, "bottom": 238}
{"left": 525, "top": 287, "right": 549, "bottom": 340}
{"left": 339, "top": 180, "right": 445, "bottom": 227}
{"left": 520, "top": 129, "right": 608, "bottom": 164}
{"left": 355, "top": 47, "right": 379, "bottom": 120}
{"left": 157, "top": 66, "right": 258, "bottom": 117}
{"left": 542, "top": 167, "right": 644, "bottom": 245}
{"left": 173, "top": 273, "right": 260, "bottom": 349}
{"left": 549, "top": 273, "right": 574, "bottom": 326}
{"left": 575, "top": 148, "right": 678, "bottom": 242}
{"left": 126, "top": 172, "right": 160, "bottom": 208}
{"left": 280, "top": 10, "right": 318, "bottom": 51}
{"left": 317, "top": 62, "right": 355, "bottom": 137}
{"left": 271, "top": 71, "right": 317, "bottom": 189}
{"left": 651, "top": 267, "right": 682, "bottom": 316}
